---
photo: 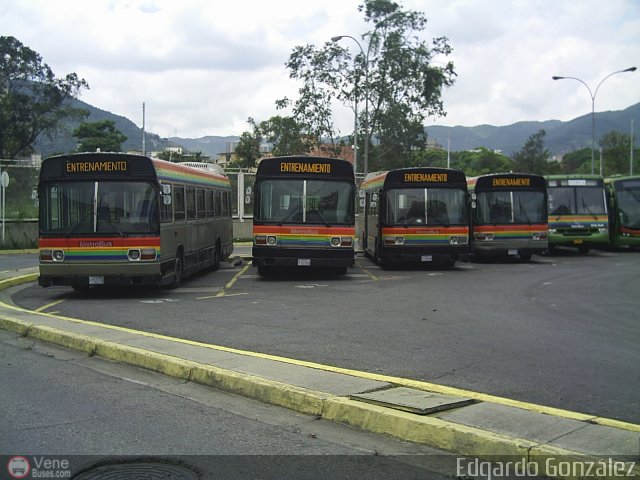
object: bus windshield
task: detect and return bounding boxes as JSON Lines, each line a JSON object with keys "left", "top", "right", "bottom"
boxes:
{"left": 385, "top": 188, "right": 466, "bottom": 226}
{"left": 615, "top": 182, "right": 640, "bottom": 228}
{"left": 257, "top": 179, "right": 354, "bottom": 225}
{"left": 41, "top": 181, "right": 159, "bottom": 236}
{"left": 548, "top": 186, "right": 606, "bottom": 216}
{"left": 476, "top": 191, "right": 546, "bottom": 225}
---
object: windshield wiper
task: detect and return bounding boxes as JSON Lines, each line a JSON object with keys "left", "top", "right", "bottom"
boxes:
{"left": 309, "top": 208, "right": 331, "bottom": 226}
{"left": 65, "top": 211, "right": 93, "bottom": 237}
{"left": 99, "top": 218, "right": 126, "bottom": 237}
{"left": 581, "top": 199, "right": 599, "bottom": 220}
{"left": 519, "top": 202, "right": 532, "bottom": 224}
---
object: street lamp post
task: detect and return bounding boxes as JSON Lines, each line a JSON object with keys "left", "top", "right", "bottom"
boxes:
{"left": 552, "top": 67, "right": 636, "bottom": 175}
{"left": 332, "top": 35, "right": 370, "bottom": 175}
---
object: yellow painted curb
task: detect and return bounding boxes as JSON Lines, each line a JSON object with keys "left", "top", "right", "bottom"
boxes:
{"left": 0, "top": 314, "right": 32, "bottom": 335}
{"left": 28, "top": 324, "right": 100, "bottom": 355}
{"left": 322, "top": 396, "right": 533, "bottom": 458}
{"left": 0, "top": 273, "right": 38, "bottom": 291}
{"left": 189, "top": 364, "right": 328, "bottom": 416}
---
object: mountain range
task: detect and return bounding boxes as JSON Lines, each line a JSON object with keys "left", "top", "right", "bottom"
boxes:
{"left": 35, "top": 98, "right": 640, "bottom": 159}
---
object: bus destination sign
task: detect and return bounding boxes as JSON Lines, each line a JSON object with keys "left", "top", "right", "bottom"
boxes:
{"left": 280, "top": 162, "right": 331, "bottom": 174}
{"left": 404, "top": 172, "right": 448, "bottom": 183}
{"left": 492, "top": 177, "right": 531, "bottom": 187}
{"left": 65, "top": 160, "right": 128, "bottom": 174}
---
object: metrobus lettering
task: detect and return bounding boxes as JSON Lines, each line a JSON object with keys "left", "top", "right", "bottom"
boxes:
{"left": 492, "top": 177, "right": 531, "bottom": 187}
{"left": 280, "top": 162, "right": 331, "bottom": 174}
{"left": 79, "top": 241, "right": 113, "bottom": 248}
{"left": 291, "top": 228, "right": 320, "bottom": 235}
{"left": 404, "top": 173, "right": 448, "bottom": 183}
{"left": 66, "top": 161, "right": 128, "bottom": 173}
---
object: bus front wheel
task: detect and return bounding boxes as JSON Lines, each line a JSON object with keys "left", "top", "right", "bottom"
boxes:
{"left": 577, "top": 245, "right": 590, "bottom": 255}
{"left": 169, "top": 254, "right": 183, "bottom": 288}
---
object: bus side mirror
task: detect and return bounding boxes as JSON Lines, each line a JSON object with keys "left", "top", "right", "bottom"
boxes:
{"left": 359, "top": 198, "right": 366, "bottom": 208}
{"left": 163, "top": 195, "right": 172, "bottom": 205}
{"left": 162, "top": 184, "right": 171, "bottom": 195}
{"left": 471, "top": 201, "right": 476, "bottom": 209}
{"left": 358, "top": 190, "right": 365, "bottom": 198}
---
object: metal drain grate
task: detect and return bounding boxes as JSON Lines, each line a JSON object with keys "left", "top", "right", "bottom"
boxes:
{"left": 73, "top": 461, "right": 199, "bottom": 479}
{"left": 350, "top": 386, "right": 475, "bottom": 414}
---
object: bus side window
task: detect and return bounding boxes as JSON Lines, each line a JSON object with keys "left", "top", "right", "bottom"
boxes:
{"left": 222, "top": 191, "right": 230, "bottom": 217}
{"left": 186, "top": 187, "right": 196, "bottom": 220}
{"left": 160, "top": 195, "right": 172, "bottom": 223}
{"left": 214, "top": 190, "right": 222, "bottom": 218}
{"left": 206, "top": 190, "right": 214, "bottom": 218}
{"left": 196, "top": 189, "right": 205, "bottom": 219}
{"left": 174, "top": 186, "right": 185, "bottom": 221}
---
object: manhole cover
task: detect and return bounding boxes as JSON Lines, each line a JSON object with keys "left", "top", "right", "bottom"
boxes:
{"left": 73, "top": 461, "right": 199, "bottom": 479}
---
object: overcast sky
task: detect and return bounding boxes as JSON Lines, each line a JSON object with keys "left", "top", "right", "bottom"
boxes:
{"left": 2, "top": 0, "right": 639, "bottom": 140}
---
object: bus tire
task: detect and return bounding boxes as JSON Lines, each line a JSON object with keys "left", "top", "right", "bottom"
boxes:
{"left": 519, "top": 253, "right": 532, "bottom": 261}
{"left": 257, "top": 265, "right": 271, "bottom": 277}
{"left": 577, "top": 245, "right": 590, "bottom": 255}
{"left": 169, "top": 254, "right": 183, "bottom": 288}
{"left": 211, "top": 241, "right": 221, "bottom": 271}
{"left": 335, "top": 266, "right": 347, "bottom": 275}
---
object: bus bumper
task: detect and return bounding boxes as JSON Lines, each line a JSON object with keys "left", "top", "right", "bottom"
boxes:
{"left": 252, "top": 247, "right": 355, "bottom": 268}
{"left": 378, "top": 246, "right": 469, "bottom": 265}
{"left": 38, "top": 263, "right": 164, "bottom": 288}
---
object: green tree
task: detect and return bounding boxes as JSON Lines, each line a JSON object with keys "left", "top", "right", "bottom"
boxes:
{"left": 600, "top": 131, "right": 632, "bottom": 176}
{"left": 560, "top": 148, "right": 591, "bottom": 174}
{"left": 255, "top": 115, "right": 312, "bottom": 156}
{"left": 233, "top": 129, "right": 262, "bottom": 169}
{"left": 0, "top": 36, "right": 88, "bottom": 158}
{"left": 283, "top": 0, "right": 455, "bottom": 171}
{"left": 453, "top": 148, "right": 513, "bottom": 176}
{"left": 73, "top": 120, "right": 127, "bottom": 152}
{"left": 512, "top": 130, "right": 560, "bottom": 175}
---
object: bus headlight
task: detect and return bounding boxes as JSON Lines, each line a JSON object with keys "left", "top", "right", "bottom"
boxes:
{"left": 549, "top": 228, "right": 557, "bottom": 234}
{"left": 140, "top": 248, "right": 157, "bottom": 260}
{"left": 449, "top": 236, "right": 459, "bottom": 245}
{"left": 44, "top": 249, "right": 65, "bottom": 262}
{"left": 384, "top": 236, "right": 404, "bottom": 245}
{"left": 598, "top": 227, "right": 608, "bottom": 233}
{"left": 340, "top": 236, "right": 353, "bottom": 247}
{"left": 330, "top": 237, "right": 341, "bottom": 247}
{"left": 128, "top": 249, "right": 141, "bottom": 261}
{"left": 475, "top": 233, "right": 494, "bottom": 241}
{"left": 266, "top": 235, "right": 278, "bottom": 246}
{"left": 254, "top": 235, "right": 267, "bottom": 245}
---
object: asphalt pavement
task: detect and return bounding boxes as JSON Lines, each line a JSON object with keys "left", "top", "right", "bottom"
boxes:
{"left": 0, "top": 250, "right": 638, "bottom": 480}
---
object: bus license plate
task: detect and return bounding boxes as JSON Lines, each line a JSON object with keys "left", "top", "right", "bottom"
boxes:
{"left": 421, "top": 255, "right": 433, "bottom": 262}
{"left": 297, "top": 259, "right": 311, "bottom": 267}
{"left": 573, "top": 239, "right": 583, "bottom": 245}
{"left": 89, "top": 276, "right": 104, "bottom": 285}
{"left": 508, "top": 249, "right": 518, "bottom": 256}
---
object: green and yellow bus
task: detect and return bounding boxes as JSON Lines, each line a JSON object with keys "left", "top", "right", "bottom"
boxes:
{"left": 544, "top": 174, "right": 609, "bottom": 254}
{"left": 38, "top": 152, "right": 233, "bottom": 289}
{"left": 252, "top": 156, "right": 356, "bottom": 275}
{"left": 468, "top": 173, "right": 548, "bottom": 261}
{"left": 605, "top": 175, "right": 640, "bottom": 249}
{"left": 359, "top": 167, "right": 470, "bottom": 266}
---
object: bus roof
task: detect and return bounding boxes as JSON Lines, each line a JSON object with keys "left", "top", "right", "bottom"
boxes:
{"left": 39, "top": 153, "right": 230, "bottom": 189}
{"left": 544, "top": 174, "right": 604, "bottom": 187}
{"left": 255, "top": 156, "right": 355, "bottom": 179}
{"left": 468, "top": 172, "right": 546, "bottom": 191}
{"left": 361, "top": 167, "right": 466, "bottom": 191}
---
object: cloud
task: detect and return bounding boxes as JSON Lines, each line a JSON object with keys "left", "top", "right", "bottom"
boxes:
{"left": 1, "top": 0, "right": 639, "bottom": 138}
